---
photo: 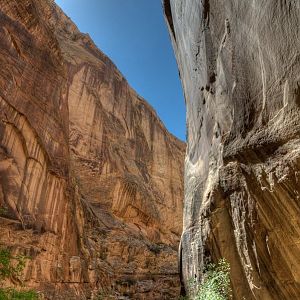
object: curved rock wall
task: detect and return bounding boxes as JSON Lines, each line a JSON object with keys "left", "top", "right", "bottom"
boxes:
{"left": 0, "top": 1, "right": 185, "bottom": 299}
{"left": 164, "top": 1, "right": 300, "bottom": 299}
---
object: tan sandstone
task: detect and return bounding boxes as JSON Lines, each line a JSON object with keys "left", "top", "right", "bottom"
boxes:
{"left": 0, "top": 1, "right": 185, "bottom": 299}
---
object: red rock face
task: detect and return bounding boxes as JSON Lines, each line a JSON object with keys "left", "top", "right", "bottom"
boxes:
{"left": 0, "top": 1, "right": 185, "bottom": 299}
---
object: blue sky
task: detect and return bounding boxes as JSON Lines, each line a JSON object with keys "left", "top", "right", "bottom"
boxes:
{"left": 55, "top": 0, "right": 186, "bottom": 141}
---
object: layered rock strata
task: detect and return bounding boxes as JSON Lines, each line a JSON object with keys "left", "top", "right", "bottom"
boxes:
{"left": 164, "top": 0, "right": 300, "bottom": 299}
{"left": 0, "top": 1, "right": 185, "bottom": 299}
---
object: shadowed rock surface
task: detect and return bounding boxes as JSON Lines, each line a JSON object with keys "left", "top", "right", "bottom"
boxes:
{"left": 164, "top": 0, "right": 300, "bottom": 299}
{"left": 0, "top": 0, "right": 185, "bottom": 299}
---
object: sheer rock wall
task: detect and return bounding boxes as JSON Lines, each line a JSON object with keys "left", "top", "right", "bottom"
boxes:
{"left": 0, "top": 1, "right": 185, "bottom": 299}
{"left": 164, "top": 0, "right": 300, "bottom": 299}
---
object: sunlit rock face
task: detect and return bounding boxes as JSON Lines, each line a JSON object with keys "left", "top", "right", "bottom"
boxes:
{"left": 0, "top": 0, "right": 185, "bottom": 299}
{"left": 164, "top": 0, "right": 300, "bottom": 299}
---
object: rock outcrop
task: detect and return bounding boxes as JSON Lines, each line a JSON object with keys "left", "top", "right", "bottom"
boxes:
{"left": 0, "top": 1, "right": 185, "bottom": 299}
{"left": 164, "top": 0, "right": 300, "bottom": 299}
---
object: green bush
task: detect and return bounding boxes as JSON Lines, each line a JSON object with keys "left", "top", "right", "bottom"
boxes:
{"left": 195, "top": 259, "right": 231, "bottom": 300}
{"left": 0, "top": 248, "right": 26, "bottom": 281}
{"left": 0, "top": 288, "right": 39, "bottom": 300}
{"left": 0, "top": 247, "right": 39, "bottom": 300}
{"left": 180, "top": 259, "right": 231, "bottom": 300}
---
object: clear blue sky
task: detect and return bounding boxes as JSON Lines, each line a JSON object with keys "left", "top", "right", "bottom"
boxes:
{"left": 55, "top": 0, "right": 186, "bottom": 141}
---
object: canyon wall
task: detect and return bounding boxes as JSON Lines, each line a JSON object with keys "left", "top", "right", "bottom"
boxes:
{"left": 164, "top": 0, "right": 300, "bottom": 299}
{"left": 0, "top": 0, "right": 185, "bottom": 299}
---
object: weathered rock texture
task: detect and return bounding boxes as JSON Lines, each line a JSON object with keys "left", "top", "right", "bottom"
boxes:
{"left": 0, "top": 0, "right": 185, "bottom": 299}
{"left": 164, "top": 0, "right": 300, "bottom": 299}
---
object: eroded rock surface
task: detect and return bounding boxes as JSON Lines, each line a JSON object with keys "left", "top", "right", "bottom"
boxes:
{"left": 164, "top": 0, "right": 300, "bottom": 299}
{"left": 0, "top": 1, "right": 185, "bottom": 299}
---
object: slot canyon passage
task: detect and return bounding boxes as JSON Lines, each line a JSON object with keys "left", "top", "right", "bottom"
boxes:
{"left": 1, "top": 1, "right": 300, "bottom": 300}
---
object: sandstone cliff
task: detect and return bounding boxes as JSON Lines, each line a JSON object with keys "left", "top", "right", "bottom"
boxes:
{"left": 164, "top": 0, "right": 300, "bottom": 299}
{"left": 0, "top": 0, "right": 185, "bottom": 299}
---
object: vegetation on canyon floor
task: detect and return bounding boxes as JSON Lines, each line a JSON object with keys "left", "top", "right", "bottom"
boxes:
{"left": 180, "top": 259, "right": 231, "bottom": 300}
{"left": 0, "top": 288, "right": 38, "bottom": 300}
{"left": 0, "top": 247, "right": 39, "bottom": 300}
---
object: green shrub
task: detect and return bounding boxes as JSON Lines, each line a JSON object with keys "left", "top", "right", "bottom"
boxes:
{"left": 180, "top": 259, "right": 231, "bottom": 300}
{"left": 0, "top": 288, "right": 39, "bottom": 300}
{"left": 195, "top": 259, "right": 231, "bottom": 300}
{"left": 0, "top": 248, "right": 26, "bottom": 281}
{"left": 0, "top": 247, "right": 39, "bottom": 299}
